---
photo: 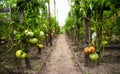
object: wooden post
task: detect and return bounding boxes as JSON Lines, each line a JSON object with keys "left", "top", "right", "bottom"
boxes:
{"left": 84, "top": 18, "right": 91, "bottom": 45}
{"left": 24, "top": 43, "right": 31, "bottom": 69}
{"left": 84, "top": 9, "right": 91, "bottom": 67}
{"left": 54, "top": 0, "right": 57, "bottom": 36}
{"left": 38, "top": 47, "right": 41, "bottom": 54}
{"left": 45, "top": 31, "right": 49, "bottom": 47}
{"left": 48, "top": 2, "right": 52, "bottom": 47}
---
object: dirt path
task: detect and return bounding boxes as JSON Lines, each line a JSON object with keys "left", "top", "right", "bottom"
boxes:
{"left": 42, "top": 34, "right": 81, "bottom": 74}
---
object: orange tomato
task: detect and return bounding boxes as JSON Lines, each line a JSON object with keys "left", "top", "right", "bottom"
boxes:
{"left": 84, "top": 47, "right": 89, "bottom": 55}
{"left": 89, "top": 46, "right": 96, "bottom": 53}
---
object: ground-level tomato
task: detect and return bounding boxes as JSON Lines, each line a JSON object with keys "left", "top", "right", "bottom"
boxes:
{"left": 89, "top": 52, "right": 99, "bottom": 60}
{"left": 37, "top": 43, "right": 44, "bottom": 48}
{"left": 15, "top": 50, "right": 28, "bottom": 59}
{"left": 84, "top": 46, "right": 96, "bottom": 55}
{"left": 84, "top": 47, "right": 90, "bottom": 55}
{"left": 89, "top": 46, "right": 96, "bottom": 53}
{"left": 21, "top": 52, "right": 28, "bottom": 59}
{"left": 15, "top": 50, "right": 23, "bottom": 59}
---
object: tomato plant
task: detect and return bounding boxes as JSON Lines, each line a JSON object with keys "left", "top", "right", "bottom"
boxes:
{"left": 0, "top": 0, "right": 60, "bottom": 71}
{"left": 64, "top": 0, "right": 120, "bottom": 67}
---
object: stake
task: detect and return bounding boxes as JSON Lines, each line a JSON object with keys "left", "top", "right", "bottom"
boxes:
{"left": 48, "top": 1, "right": 52, "bottom": 46}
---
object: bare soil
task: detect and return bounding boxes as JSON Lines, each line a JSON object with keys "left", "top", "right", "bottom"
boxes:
{"left": 1, "top": 34, "right": 120, "bottom": 74}
{"left": 41, "top": 34, "right": 81, "bottom": 74}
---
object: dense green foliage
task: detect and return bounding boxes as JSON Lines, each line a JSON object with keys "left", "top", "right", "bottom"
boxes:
{"left": 64, "top": 0, "right": 120, "bottom": 66}
{"left": 0, "top": 0, "right": 59, "bottom": 70}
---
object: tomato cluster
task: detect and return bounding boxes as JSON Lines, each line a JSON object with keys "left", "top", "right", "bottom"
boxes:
{"left": 15, "top": 50, "right": 28, "bottom": 59}
{"left": 84, "top": 46, "right": 96, "bottom": 54}
{"left": 84, "top": 46, "right": 99, "bottom": 60}
{"left": 24, "top": 29, "right": 45, "bottom": 44}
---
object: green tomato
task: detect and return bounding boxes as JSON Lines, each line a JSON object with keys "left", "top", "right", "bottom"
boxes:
{"left": 26, "top": 31, "right": 34, "bottom": 37}
{"left": 21, "top": 52, "right": 27, "bottom": 59}
{"left": 89, "top": 52, "right": 99, "bottom": 61}
{"left": 24, "top": 29, "right": 29, "bottom": 34}
{"left": 15, "top": 33, "right": 21, "bottom": 39}
{"left": 15, "top": 50, "right": 23, "bottom": 59}
{"left": 40, "top": 31, "right": 44, "bottom": 37}
{"left": 13, "top": 30, "right": 17, "bottom": 34}
{"left": 102, "top": 40, "right": 108, "bottom": 46}
{"left": 29, "top": 38, "right": 38, "bottom": 44}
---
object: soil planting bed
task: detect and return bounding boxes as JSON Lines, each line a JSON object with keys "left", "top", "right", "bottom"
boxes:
{"left": 67, "top": 36, "right": 120, "bottom": 74}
